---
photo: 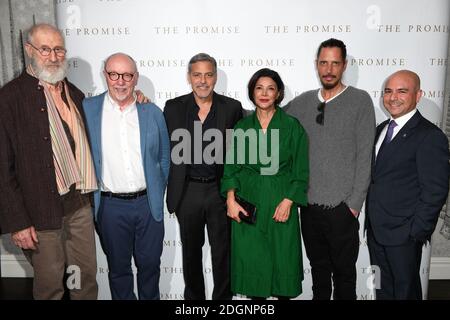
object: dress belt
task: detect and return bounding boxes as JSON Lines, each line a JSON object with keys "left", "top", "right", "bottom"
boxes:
{"left": 101, "top": 189, "right": 147, "bottom": 200}
{"left": 188, "top": 176, "right": 216, "bottom": 183}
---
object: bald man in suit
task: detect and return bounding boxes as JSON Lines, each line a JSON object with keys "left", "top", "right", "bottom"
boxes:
{"left": 366, "top": 70, "right": 449, "bottom": 300}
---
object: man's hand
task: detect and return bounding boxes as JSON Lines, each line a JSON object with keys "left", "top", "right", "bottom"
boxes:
{"left": 349, "top": 207, "right": 359, "bottom": 218}
{"left": 135, "top": 90, "right": 150, "bottom": 103}
{"left": 12, "top": 226, "right": 38, "bottom": 250}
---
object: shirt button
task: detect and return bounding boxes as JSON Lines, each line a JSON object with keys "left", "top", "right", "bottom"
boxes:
{"left": 46, "top": 164, "right": 51, "bottom": 168}
{"left": 40, "top": 107, "right": 46, "bottom": 112}
{"left": 43, "top": 136, "right": 49, "bottom": 141}
{"left": 37, "top": 85, "right": 43, "bottom": 91}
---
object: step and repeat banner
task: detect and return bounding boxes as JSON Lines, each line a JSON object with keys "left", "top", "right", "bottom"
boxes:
{"left": 53, "top": 0, "right": 449, "bottom": 299}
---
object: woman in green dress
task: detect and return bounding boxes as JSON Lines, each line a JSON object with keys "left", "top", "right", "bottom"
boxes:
{"left": 221, "top": 68, "right": 309, "bottom": 299}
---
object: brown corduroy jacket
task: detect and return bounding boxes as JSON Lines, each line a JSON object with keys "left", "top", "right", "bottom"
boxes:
{"left": 0, "top": 71, "right": 87, "bottom": 233}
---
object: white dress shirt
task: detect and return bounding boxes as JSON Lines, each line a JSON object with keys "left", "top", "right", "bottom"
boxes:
{"left": 375, "top": 108, "right": 417, "bottom": 157}
{"left": 101, "top": 94, "right": 146, "bottom": 193}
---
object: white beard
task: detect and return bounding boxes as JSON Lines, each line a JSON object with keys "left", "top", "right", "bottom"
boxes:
{"left": 32, "top": 59, "right": 68, "bottom": 84}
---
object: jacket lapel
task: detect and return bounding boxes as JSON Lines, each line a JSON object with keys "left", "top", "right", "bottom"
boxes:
{"left": 372, "top": 119, "right": 388, "bottom": 175}
{"left": 137, "top": 103, "right": 148, "bottom": 162}
{"left": 375, "top": 111, "right": 422, "bottom": 172}
{"left": 185, "top": 94, "right": 194, "bottom": 131}
{"left": 92, "top": 93, "right": 106, "bottom": 167}
{"left": 214, "top": 92, "right": 227, "bottom": 135}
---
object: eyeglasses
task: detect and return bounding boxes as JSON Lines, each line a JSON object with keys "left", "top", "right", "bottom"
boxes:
{"left": 27, "top": 42, "right": 66, "bottom": 57}
{"left": 105, "top": 71, "right": 135, "bottom": 82}
{"left": 316, "top": 101, "right": 326, "bottom": 125}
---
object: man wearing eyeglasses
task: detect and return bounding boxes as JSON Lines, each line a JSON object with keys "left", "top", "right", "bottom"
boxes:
{"left": 285, "top": 38, "right": 376, "bottom": 300}
{"left": 82, "top": 53, "right": 170, "bottom": 300}
{"left": 0, "top": 23, "right": 98, "bottom": 299}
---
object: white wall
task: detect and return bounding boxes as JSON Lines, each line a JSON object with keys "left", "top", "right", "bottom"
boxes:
{"left": 2, "top": 0, "right": 449, "bottom": 300}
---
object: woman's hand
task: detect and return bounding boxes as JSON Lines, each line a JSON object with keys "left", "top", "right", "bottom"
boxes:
{"left": 226, "top": 190, "right": 247, "bottom": 223}
{"left": 273, "top": 198, "right": 293, "bottom": 223}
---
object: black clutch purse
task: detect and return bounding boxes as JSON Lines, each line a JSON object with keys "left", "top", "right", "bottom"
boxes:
{"left": 235, "top": 195, "right": 256, "bottom": 224}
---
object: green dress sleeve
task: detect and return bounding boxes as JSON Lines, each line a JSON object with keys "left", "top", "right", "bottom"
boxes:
{"left": 286, "top": 120, "right": 309, "bottom": 206}
{"left": 220, "top": 126, "right": 243, "bottom": 197}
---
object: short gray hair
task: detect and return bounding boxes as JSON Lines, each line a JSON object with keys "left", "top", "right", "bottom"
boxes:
{"left": 104, "top": 52, "right": 137, "bottom": 73}
{"left": 188, "top": 53, "right": 217, "bottom": 73}
{"left": 26, "top": 23, "right": 64, "bottom": 45}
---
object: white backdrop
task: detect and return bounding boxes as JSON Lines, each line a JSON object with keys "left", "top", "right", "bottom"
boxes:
{"left": 44, "top": 0, "right": 448, "bottom": 300}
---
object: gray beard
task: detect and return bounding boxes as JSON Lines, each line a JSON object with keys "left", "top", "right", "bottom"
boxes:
{"left": 31, "top": 59, "right": 68, "bottom": 84}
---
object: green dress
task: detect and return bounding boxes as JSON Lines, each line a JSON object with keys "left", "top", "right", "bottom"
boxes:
{"left": 221, "top": 107, "right": 309, "bottom": 298}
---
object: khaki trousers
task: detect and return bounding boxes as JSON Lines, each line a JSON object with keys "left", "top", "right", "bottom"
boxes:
{"left": 24, "top": 204, "right": 98, "bottom": 300}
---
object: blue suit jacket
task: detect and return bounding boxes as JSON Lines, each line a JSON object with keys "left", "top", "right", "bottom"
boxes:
{"left": 82, "top": 92, "right": 170, "bottom": 222}
{"left": 366, "top": 111, "right": 449, "bottom": 245}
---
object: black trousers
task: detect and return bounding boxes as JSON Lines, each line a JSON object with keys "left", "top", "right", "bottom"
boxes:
{"left": 367, "top": 229, "right": 422, "bottom": 300}
{"left": 177, "top": 181, "right": 231, "bottom": 300}
{"left": 300, "top": 203, "right": 359, "bottom": 300}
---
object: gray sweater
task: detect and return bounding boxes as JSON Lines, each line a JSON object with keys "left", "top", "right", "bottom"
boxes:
{"left": 285, "top": 86, "right": 375, "bottom": 212}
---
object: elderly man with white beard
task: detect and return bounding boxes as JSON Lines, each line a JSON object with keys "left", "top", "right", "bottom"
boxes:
{"left": 0, "top": 23, "right": 98, "bottom": 299}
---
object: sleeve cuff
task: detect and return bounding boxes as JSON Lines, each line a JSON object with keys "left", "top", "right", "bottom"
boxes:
{"left": 287, "top": 187, "right": 308, "bottom": 206}
{"left": 347, "top": 197, "right": 364, "bottom": 213}
{"left": 220, "top": 177, "right": 240, "bottom": 197}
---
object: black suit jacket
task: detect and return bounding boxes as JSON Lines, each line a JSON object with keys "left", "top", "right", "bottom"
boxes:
{"left": 163, "top": 92, "right": 243, "bottom": 214}
{"left": 0, "top": 71, "right": 86, "bottom": 233}
{"left": 366, "top": 111, "right": 449, "bottom": 245}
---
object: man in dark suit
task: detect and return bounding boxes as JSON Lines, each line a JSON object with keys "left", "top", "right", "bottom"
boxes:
{"left": 164, "top": 53, "right": 243, "bottom": 300}
{"left": 0, "top": 24, "right": 98, "bottom": 299}
{"left": 366, "top": 70, "right": 449, "bottom": 300}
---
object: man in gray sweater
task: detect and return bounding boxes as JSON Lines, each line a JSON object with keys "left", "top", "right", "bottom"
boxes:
{"left": 285, "top": 38, "right": 375, "bottom": 300}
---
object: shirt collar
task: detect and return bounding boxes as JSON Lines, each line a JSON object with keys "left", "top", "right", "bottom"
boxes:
{"left": 252, "top": 106, "right": 280, "bottom": 129}
{"left": 389, "top": 108, "right": 417, "bottom": 127}
{"left": 105, "top": 92, "right": 137, "bottom": 113}
{"left": 317, "top": 85, "right": 349, "bottom": 103}
{"left": 45, "top": 80, "right": 64, "bottom": 93}
{"left": 189, "top": 95, "right": 216, "bottom": 117}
